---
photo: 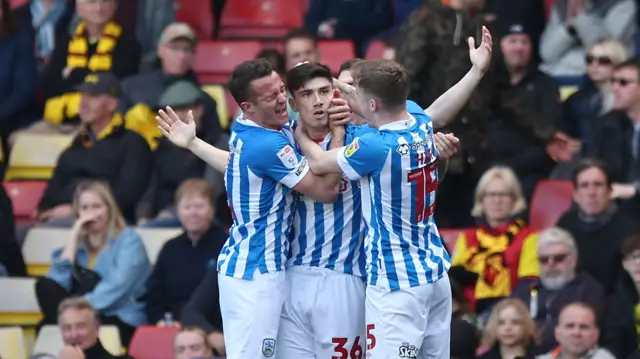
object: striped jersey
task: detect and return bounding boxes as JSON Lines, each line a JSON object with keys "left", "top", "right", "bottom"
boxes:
{"left": 288, "top": 126, "right": 372, "bottom": 277}
{"left": 336, "top": 101, "right": 451, "bottom": 291}
{"left": 217, "top": 116, "right": 308, "bottom": 280}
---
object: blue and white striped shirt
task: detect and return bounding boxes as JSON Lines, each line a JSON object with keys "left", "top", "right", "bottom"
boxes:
{"left": 217, "top": 116, "right": 307, "bottom": 279}
{"left": 336, "top": 102, "right": 451, "bottom": 291}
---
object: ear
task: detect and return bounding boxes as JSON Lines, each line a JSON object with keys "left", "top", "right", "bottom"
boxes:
{"left": 239, "top": 101, "right": 252, "bottom": 113}
{"left": 288, "top": 97, "right": 298, "bottom": 112}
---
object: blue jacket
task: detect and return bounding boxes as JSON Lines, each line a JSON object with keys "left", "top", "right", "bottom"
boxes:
{"left": 47, "top": 227, "right": 151, "bottom": 327}
{"left": 0, "top": 23, "right": 39, "bottom": 131}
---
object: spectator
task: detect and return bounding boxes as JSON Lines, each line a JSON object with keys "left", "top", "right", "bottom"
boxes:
{"left": 283, "top": 28, "right": 320, "bottom": 70}
{"left": 450, "top": 166, "right": 539, "bottom": 315}
{"left": 536, "top": 303, "right": 614, "bottom": 359}
{"left": 592, "top": 58, "right": 640, "bottom": 215}
{"left": 478, "top": 299, "right": 538, "bottom": 359}
{"left": 304, "top": 0, "right": 391, "bottom": 57}
{"left": 174, "top": 327, "right": 216, "bottom": 359}
{"left": 539, "top": 0, "right": 636, "bottom": 76}
{"left": 255, "top": 48, "right": 286, "bottom": 82}
{"left": 57, "top": 297, "right": 131, "bottom": 359}
{"left": 30, "top": 0, "right": 140, "bottom": 135}
{"left": 13, "top": 0, "right": 76, "bottom": 65}
{"left": 136, "top": 82, "right": 227, "bottom": 226}
{"left": 556, "top": 159, "right": 640, "bottom": 293}
{"left": 145, "top": 179, "right": 227, "bottom": 324}
{"left": 601, "top": 235, "right": 640, "bottom": 359}
{"left": 135, "top": 0, "right": 174, "bottom": 68}
{"left": 120, "top": 22, "right": 222, "bottom": 149}
{"left": 31, "top": 72, "right": 151, "bottom": 228}
{"left": 337, "top": 58, "right": 366, "bottom": 125}
{"left": 0, "top": 159, "right": 26, "bottom": 277}
{"left": 35, "top": 181, "right": 151, "bottom": 346}
{"left": 451, "top": 279, "right": 480, "bottom": 359}
{"left": 563, "top": 39, "right": 628, "bottom": 156}
{"left": 180, "top": 268, "right": 224, "bottom": 357}
{"left": 511, "top": 227, "right": 605, "bottom": 353}
{"left": 0, "top": 0, "right": 40, "bottom": 140}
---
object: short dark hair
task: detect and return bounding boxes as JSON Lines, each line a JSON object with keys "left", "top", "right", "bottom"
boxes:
{"left": 614, "top": 57, "right": 640, "bottom": 79}
{"left": 283, "top": 28, "right": 318, "bottom": 47}
{"left": 228, "top": 58, "right": 274, "bottom": 104}
{"left": 571, "top": 158, "right": 612, "bottom": 189}
{"left": 352, "top": 59, "right": 410, "bottom": 112}
{"left": 339, "top": 58, "right": 364, "bottom": 74}
{"left": 256, "top": 48, "right": 286, "bottom": 76}
{"left": 622, "top": 235, "right": 640, "bottom": 256}
{"left": 286, "top": 62, "right": 333, "bottom": 93}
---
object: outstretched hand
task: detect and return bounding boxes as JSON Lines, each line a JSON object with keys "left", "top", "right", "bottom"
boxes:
{"left": 468, "top": 26, "right": 493, "bottom": 74}
{"left": 156, "top": 106, "right": 197, "bottom": 149}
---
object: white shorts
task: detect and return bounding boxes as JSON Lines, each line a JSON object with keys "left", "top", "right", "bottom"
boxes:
{"left": 278, "top": 266, "right": 366, "bottom": 359}
{"left": 218, "top": 270, "right": 286, "bottom": 359}
{"left": 365, "top": 273, "right": 452, "bottom": 359}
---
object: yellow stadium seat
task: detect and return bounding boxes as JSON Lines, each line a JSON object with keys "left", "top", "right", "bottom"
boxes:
{"left": 33, "top": 325, "right": 122, "bottom": 356}
{"left": 560, "top": 86, "right": 578, "bottom": 101}
{"left": 23, "top": 228, "right": 68, "bottom": 277}
{"left": 0, "top": 327, "right": 27, "bottom": 359}
{"left": 202, "top": 85, "right": 230, "bottom": 130}
{"left": 0, "top": 278, "right": 41, "bottom": 326}
{"left": 136, "top": 228, "right": 183, "bottom": 265}
{"left": 6, "top": 133, "right": 74, "bottom": 180}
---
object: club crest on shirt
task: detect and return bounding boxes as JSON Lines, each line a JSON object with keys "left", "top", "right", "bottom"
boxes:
{"left": 345, "top": 138, "right": 360, "bottom": 157}
{"left": 277, "top": 145, "right": 299, "bottom": 169}
{"left": 262, "top": 338, "right": 276, "bottom": 357}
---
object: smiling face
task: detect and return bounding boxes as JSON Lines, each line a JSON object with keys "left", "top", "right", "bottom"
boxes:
{"left": 290, "top": 77, "right": 333, "bottom": 133}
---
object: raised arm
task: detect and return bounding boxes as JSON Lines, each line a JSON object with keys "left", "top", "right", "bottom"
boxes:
{"left": 156, "top": 107, "right": 229, "bottom": 173}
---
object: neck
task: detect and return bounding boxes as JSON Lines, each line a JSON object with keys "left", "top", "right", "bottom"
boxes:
{"left": 509, "top": 66, "right": 527, "bottom": 85}
{"left": 84, "top": 22, "right": 106, "bottom": 38}
{"left": 374, "top": 109, "right": 410, "bottom": 128}
{"left": 187, "top": 225, "right": 209, "bottom": 244}
{"left": 90, "top": 115, "right": 112, "bottom": 135}
{"left": 487, "top": 217, "right": 509, "bottom": 228}
{"left": 448, "top": 0, "right": 466, "bottom": 10}
{"left": 626, "top": 105, "right": 640, "bottom": 125}
{"left": 594, "top": 79, "right": 609, "bottom": 92}
{"left": 87, "top": 232, "right": 106, "bottom": 251}
{"left": 560, "top": 350, "right": 585, "bottom": 359}
{"left": 306, "top": 125, "right": 330, "bottom": 141}
{"left": 500, "top": 344, "right": 525, "bottom": 359}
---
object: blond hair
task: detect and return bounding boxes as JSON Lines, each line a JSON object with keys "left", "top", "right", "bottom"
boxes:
{"left": 57, "top": 297, "right": 100, "bottom": 326}
{"left": 72, "top": 181, "right": 126, "bottom": 240}
{"left": 175, "top": 179, "right": 215, "bottom": 207}
{"left": 481, "top": 298, "right": 538, "bottom": 348}
{"left": 471, "top": 166, "right": 527, "bottom": 218}
{"left": 589, "top": 38, "right": 629, "bottom": 65}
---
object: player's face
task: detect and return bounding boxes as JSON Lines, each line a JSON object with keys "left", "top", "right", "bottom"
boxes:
{"left": 480, "top": 177, "right": 514, "bottom": 224}
{"left": 338, "top": 70, "right": 366, "bottom": 125}
{"left": 354, "top": 86, "right": 379, "bottom": 127}
{"left": 174, "top": 331, "right": 212, "bottom": 359}
{"left": 623, "top": 250, "right": 640, "bottom": 282}
{"left": 610, "top": 67, "right": 640, "bottom": 110}
{"left": 245, "top": 71, "right": 289, "bottom": 128}
{"left": 572, "top": 167, "right": 611, "bottom": 216}
{"left": 538, "top": 243, "right": 575, "bottom": 290}
{"left": 555, "top": 307, "right": 599, "bottom": 356}
{"left": 291, "top": 77, "right": 333, "bottom": 131}
{"left": 284, "top": 38, "right": 319, "bottom": 70}
{"left": 500, "top": 34, "right": 531, "bottom": 70}
{"left": 495, "top": 306, "right": 526, "bottom": 347}
{"left": 586, "top": 45, "right": 614, "bottom": 84}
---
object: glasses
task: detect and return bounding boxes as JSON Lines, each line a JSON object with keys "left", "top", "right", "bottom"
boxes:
{"left": 586, "top": 55, "right": 612, "bottom": 66}
{"left": 538, "top": 253, "right": 569, "bottom": 265}
{"left": 624, "top": 253, "right": 640, "bottom": 263}
{"left": 610, "top": 77, "right": 638, "bottom": 87}
{"left": 483, "top": 191, "right": 511, "bottom": 199}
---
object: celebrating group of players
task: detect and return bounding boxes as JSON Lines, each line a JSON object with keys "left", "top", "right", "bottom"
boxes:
{"left": 155, "top": 27, "right": 494, "bottom": 359}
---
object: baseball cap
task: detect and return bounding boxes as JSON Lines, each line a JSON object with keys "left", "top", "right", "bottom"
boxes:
{"left": 159, "top": 22, "right": 197, "bottom": 46}
{"left": 75, "top": 72, "right": 121, "bottom": 98}
{"left": 497, "top": 21, "right": 531, "bottom": 40}
{"left": 158, "top": 81, "right": 203, "bottom": 109}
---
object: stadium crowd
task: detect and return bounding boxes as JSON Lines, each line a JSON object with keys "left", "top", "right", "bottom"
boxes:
{"left": 1, "top": 0, "right": 640, "bottom": 358}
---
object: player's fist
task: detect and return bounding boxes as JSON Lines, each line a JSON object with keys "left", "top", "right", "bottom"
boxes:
{"left": 434, "top": 132, "right": 460, "bottom": 159}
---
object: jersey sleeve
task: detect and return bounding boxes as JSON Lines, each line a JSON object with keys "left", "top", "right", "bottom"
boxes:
{"left": 406, "top": 100, "right": 425, "bottom": 117}
{"left": 252, "top": 134, "right": 310, "bottom": 188}
{"left": 337, "top": 133, "right": 388, "bottom": 180}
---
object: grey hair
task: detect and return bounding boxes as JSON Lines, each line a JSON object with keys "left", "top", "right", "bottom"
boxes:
{"left": 537, "top": 227, "right": 577, "bottom": 252}
{"left": 58, "top": 297, "right": 101, "bottom": 327}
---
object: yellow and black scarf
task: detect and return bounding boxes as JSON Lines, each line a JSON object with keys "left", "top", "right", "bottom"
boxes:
{"left": 76, "top": 112, "right": 124, "bottom": 148}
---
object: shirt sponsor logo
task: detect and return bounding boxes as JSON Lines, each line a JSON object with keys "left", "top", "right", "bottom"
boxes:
{"left": 277, "top": 145, "right": 299, "bottom": 169}
{"left": 345, "top": 138, "right": 360, "bottom": 157}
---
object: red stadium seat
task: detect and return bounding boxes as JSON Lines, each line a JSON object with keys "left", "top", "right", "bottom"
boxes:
{"left": 365, "top": 40, "right": 386, "bottom": 60}
{"left": 529, "top": 180, "right": 574, "bottom": 230}
{"left": 219, "top": 0, "right": 303, "bottom": 39}
{"left": 193, "top": 41, "right": 263, "bottom": 84}
{"left": 4, "top": 181, "right": 47, "bottom": 225}
{"left": 319, "top": 41, "right": 356, "bottom": 74}
{"left": 9, "top": 0, "right": 27, "bottom": 8}
{"left": 128, "top": 326, "right": 179, "bottom": 359}
{"left": 439, "top": 228, "right": 468, "bottom": 253}
{"left": 174, "top": 0, "right": 213, "bottom": 40}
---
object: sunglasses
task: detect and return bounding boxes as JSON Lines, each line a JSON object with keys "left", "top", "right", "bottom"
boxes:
{"left": 586, "top": 55, "right": 612, "bottom": 66}
{"left": 610, "top": 77, "right": 637, "bottom": 87}
{"left": 538, "top": 253, "right": 569, "bottom": 265}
